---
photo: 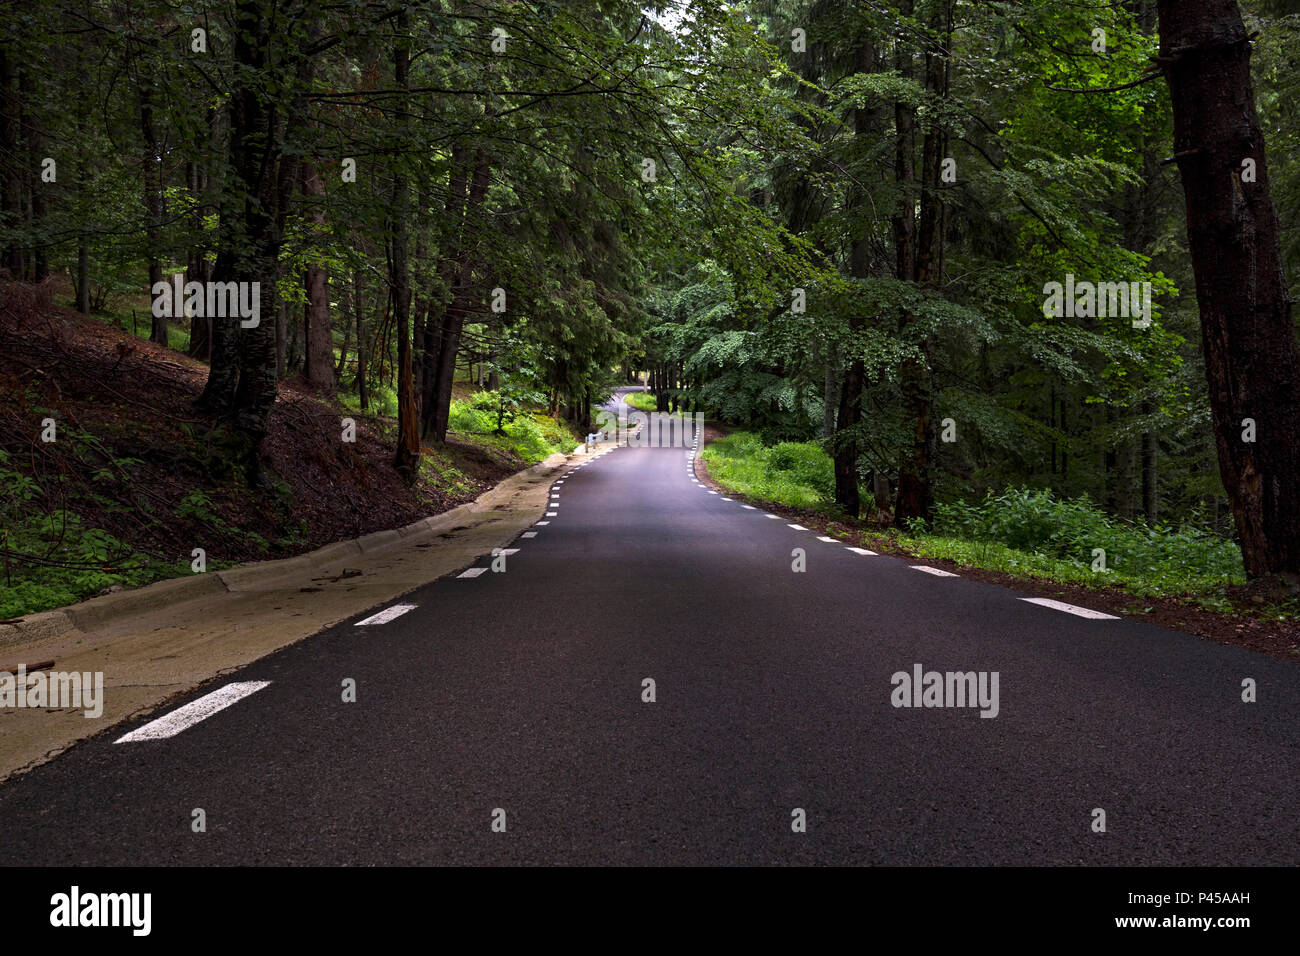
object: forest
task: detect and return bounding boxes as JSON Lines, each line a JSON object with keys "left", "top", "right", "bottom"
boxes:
{"left": 2, "top": 0, "right": 1299, "bottom": 624}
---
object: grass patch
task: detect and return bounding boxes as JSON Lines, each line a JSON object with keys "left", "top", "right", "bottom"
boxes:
{"left": 701, "top": 431, "right": 835, "bottom": 510}
{"left": 623, "top": 391, "right": 658, "bottom": 412}
{"left": 448, "top": 391, "right": 581, "bottom": 464}
{"left": 702, "top": 432, "right": 1247, "bottom": 602}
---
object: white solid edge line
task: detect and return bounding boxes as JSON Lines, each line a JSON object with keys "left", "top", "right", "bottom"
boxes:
{"left": 354, "top": 603, "right": 418, "bottom": 626}
{"left": 911, "top": 565, "right": 958, "bottom": 577}
{"left": 115, "top": 681, "right": 272, "bottom": 743}
{"left": 1020, "top": 597, "right": 1119, "bottom": 620}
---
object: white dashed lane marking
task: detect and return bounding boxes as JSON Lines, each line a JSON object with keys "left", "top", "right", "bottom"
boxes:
{"left": 354, "top": 604, "right": 417, "bottom": 626}
{"left": 911, "top": 565, "right": 958, "bottom": 577}
{"left": 846, "top": 547, "right": 876, "bottom": 556}
{"left": 817, "top": 536, "right": 837, "bottom": 543}
{"left": 1020, "top": 597, "right": 1118, "bottom": 620}
{"left": 522, "top": 531, "right": 537, "bottom": 538}
{"left": 458, "top": 568, "right": 488, "bottom": 578}
{"left": 115, "top": 681, "right": 271, "bottom": 743}
{"left": 787, "top": 523, "right": 808, "bottom": 531}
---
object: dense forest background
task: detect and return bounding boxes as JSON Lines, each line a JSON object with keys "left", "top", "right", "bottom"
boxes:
{"left": 3, "top": 0, "right": 1299, "bottom": 619}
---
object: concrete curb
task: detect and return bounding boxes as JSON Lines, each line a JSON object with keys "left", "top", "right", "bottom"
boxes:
{"left": 0, "top": 451, "right": 572, "bottom": 651}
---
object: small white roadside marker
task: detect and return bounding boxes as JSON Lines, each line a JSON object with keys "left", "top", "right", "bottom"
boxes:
{"left": 522, "top": 531, "right": 537, "bottom": 538}
{"left": 846, "top": 547, "right": 876, "bottom": 556}
{"left": 911, "top": 565, "right": 958, "bottom": 577}
{"left": 1020, "top": 597, "right": 1119, "bottom": 620}
{"left": 817, "top": 536, "right": 837, "bottom": 543}
{"left": 354, "top": 603, "right": 417, "bottom": 626}
{"left": 787, "top": 523, "right": 808, "bottom": 531}
{"left": 115, "top": 681, "right": 271, "bottom": 743}
{"left": 458, "top": 567, "right": 488, "bottom": 578}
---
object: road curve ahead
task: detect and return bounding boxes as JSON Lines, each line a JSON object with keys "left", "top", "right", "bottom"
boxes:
{"left": 0, "top": 407, "right": 1296, "bottom": 865}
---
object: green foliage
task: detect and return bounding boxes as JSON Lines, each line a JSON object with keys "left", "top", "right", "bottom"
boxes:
{"left": 702, "top": 432, "right": 838, "bottom": 510}
{"left": 623, "top": 391, "right": 658, "bottom": 412}
{"left": 930, "top": 488, "right": 1244, "bottom": 593}
{"left": 448, "top": 393, "right": 577, "bottom": 464}
{"left": 0, "top": 451, "right": 176, "bottom": 618}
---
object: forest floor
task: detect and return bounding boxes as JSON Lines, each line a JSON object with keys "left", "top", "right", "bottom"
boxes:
{"left": 0, "top": 279, "right": 530, "bottom": 617}
{"left": 694, "top": 422, "right": 1300, "bottom": 662}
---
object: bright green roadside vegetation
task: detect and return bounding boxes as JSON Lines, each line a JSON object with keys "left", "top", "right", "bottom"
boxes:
{"left": 623, "top": 391, "right": 658, "bottom": 412}
{"left": 702, "top": 432, "right": 836, "bottom": 509}
{"left": 448, "top": 390, "right": 583, "bottom": 464}
{"left": 702, "top": 432, "right": 1248, "bottom": 604}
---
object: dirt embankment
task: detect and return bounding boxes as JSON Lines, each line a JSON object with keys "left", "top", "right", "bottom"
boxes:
{"left": 0, "top": 279, "right": 521, "bottom": 575}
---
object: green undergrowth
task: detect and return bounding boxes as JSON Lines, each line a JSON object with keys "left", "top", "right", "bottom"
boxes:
{"left": 0, "top": 450, "right": 194, "bottom": 619}
{"left": 703, "top": 431, "right": 1248, "bottom": 602}
{"left": 702, "top": 431, "right": 838, "bottom": 509}
{"left": 623, "top": 390, "right": 658, "bottom": 412}
{"left": 448, "top": 390, "right": 583, "bottom": 464}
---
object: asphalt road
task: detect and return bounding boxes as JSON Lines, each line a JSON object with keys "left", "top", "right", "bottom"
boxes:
{"left": 1, "top": 390, "right": 1297, "bottom": 865}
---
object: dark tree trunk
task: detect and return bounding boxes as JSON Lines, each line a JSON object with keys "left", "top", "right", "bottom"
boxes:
{"left": 420, "top": 144, "right": 471, "bottom": 437}
{"left": 354, "top": 268, "right": 369, "bottom": 410}
{"left": 425, "top": 150, "right": 490, "bottom": 443}
{"left": 1157, "top": 0, "right": 1300, "bottom": 578}
{"left": 392, "top": 11, "right": 420, "bottom": 479}
{"left": 301, "top": 161, "right": 335, "bottom": 392}
{"left": 0, "top": 50, "right": 23, "bottom": 278}
{"left": 139, "top": 76, "right": 167, "bottom": 347}
{"left": 894, "top": 0, "right": 949, "bottom": 528}
{"left": 200, "top": 0, "right": 309, "bottom": 475}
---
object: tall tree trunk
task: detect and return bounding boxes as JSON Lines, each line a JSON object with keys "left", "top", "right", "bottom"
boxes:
{"left": 201, "top": 0, "right": 308, "bottom": 477}
{"left": 301, "top": 161, "right": 334, "bottom": 391}
{"left": 894, "top": 0, "right": 949, "bottom": 528}
{"left": 0, "top": 50, "right": 23, "bottom": 278}
{"left": 1157, "top": 0, "right": 1300, "bottom": 579}
{"left": 139, "top": 75, "right": 167, "bottom": 347}
{"left": 391, "top": 11, "right": 420, "bottom": 478}
{"left": 421, "top": 144, "right": 473, "bottom": 438}
{"left": 74, "top": 114, "right": 90, "bottom": 314}
{"left": 354, "top": 267, "right": 369, "bottom": 410}
{"left": 832, "top": 35, "right": 879, "bottom": 517}
{"left": 425, "top": 150, "right": 490, "bottom": 443}
{"left": 19, "top": 68, "right": 46, "bottom": 281}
